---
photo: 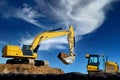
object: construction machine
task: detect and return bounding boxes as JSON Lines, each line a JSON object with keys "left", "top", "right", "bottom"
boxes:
{"left": 86, "top": 54, "right": 119, "bottom": 74}
{"left": 0, "top": 25, "right": 75, "bottom": 74}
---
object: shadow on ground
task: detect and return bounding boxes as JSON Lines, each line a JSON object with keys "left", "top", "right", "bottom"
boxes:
{"left": 0, "top": 72, "right": 120, "bottom": 80}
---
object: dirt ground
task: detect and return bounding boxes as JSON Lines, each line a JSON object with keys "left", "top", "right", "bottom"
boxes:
{"left": 0, "top": 64, "right": 63, "bottom": 74}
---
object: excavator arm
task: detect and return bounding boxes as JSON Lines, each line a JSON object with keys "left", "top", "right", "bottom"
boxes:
{"left": 30, "top": 26, "right": 76, "bottom": 64}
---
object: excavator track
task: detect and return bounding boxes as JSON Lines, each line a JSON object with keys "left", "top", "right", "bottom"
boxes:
{"left": 6, "top": 58, "right": 49, "bottom": 66}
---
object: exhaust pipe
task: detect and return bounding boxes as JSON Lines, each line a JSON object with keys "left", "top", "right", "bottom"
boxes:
{"left": 57, "top": 52, "right": 75, "bottom": 65}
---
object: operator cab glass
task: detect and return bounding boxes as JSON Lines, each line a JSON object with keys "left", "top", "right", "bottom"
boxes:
{"left": 22, "top": 45, "right": 30, "bottom": 50}
{"left": 88, "top": 55, "right": 99, "bottom": 66}
{"left": 22, "top": 45, "right": 33, "bottom": 56}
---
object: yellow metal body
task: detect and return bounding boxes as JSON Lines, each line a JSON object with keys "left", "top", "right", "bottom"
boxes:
{"left": 105, "top": 61, "right": 119, "bottom": 73}
{"left": 2, "top": 45, "right": 37, "bottom": 58}
{"left": 87, "top": 65, "right": 98, "bottom": 72}
{"left": 2, "top": 26, "right": 75, "bottom": 61}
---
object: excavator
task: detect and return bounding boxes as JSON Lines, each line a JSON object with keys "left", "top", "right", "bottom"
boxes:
{"left": 0, "top": 26, "right": 76, "bottom": 74}
{"left": 86, "top": 54, "right": 119, "bottom": 74}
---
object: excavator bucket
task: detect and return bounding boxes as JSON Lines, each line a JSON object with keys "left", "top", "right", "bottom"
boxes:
{"left": 57, "top": 52, "right": 74, "bottom": 65}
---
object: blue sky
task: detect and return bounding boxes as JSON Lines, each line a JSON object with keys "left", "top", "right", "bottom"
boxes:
{"left": 0, "top": 0, "right": 120, "bottom": 74}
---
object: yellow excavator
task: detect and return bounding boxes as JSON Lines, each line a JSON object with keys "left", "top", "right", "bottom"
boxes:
{"left": 86, "top": 54, "right": 119, "bottom": 74}
{"left": 2, "top": 26, "right": 75, "bottom": 66}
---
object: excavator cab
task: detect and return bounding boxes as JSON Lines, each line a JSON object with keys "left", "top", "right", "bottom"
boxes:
{"left": 22, "top": 45, "right": 33, "bottom": 56}
{"left": 86, "top": 54, "right": 100, "bottom": 73}
{"left": 22, "top": 45, "right": 39, "bottom": 56}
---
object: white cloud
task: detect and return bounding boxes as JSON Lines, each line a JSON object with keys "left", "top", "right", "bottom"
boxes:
{"left": 0, "top": 41, "right": 6, "bottom": 45}
{"left": 47, "top": 0, "right": 113, "bottom": 35}
{"left": 39, "top": 37, "right": 67, "bottom": 50}
{"left": 0, "top": 3, "right": 47, "bottom": 29}
{"left": 15, "top": 4, "right": 45, "bottom": 29}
